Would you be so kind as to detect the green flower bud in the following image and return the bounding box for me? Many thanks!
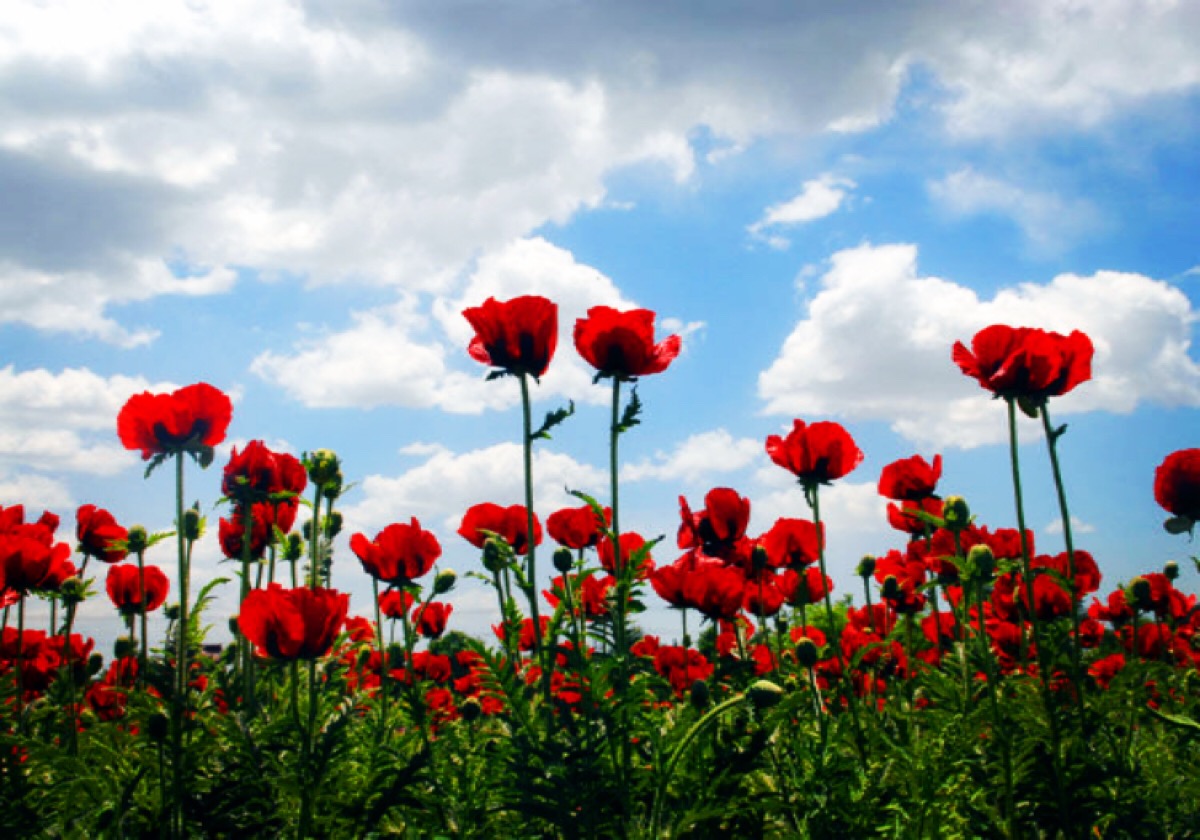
[148,712,170,742]
[552,548,574,574]
[751,545,769,573]
[182,506,203,541]
[229,616,241,638]
[87,652,105,677]
[59,577,86,606]
[795,637,820,669]
[114,636,137,660]
[357,648,375,668]
[855,555,876,578]
[880,575,902,600]
[433,569,458,595]
[967,544,995,582]
[482,539,506,573]
[324,511,343,538]
[748,679,784,710]
[1130,577,1152,611]
[460,696,483,722]
[164,604,180,622]
[942,496,971,533]
[305,449,342,489]
[386,643,406,670]
[126,525,149,554]
[196,446,215,470]
[1164,561,1180,581]
[284,532,304,562]
[322,473,344,501]
[302,520,313,540]
[689,679,711,711]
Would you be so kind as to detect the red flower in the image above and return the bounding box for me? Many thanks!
[1088,653,1125,690]
[677,488,751,554]
[75,504,129,564]
[106,564,169,615]
[117,382,233,460]
[878,454,942,501]
[379,588,416,619]
[544,573,614,618]
[238,583,349,661]
[414,602,453,639]
[1154,449,1200,522]
[597,531,655,578]
[546,504,608,549]
[219,502,291,561]
[0,532,73,594]
[759,517,822,569]
[457,503,541,554]
[952,325,1093,401]
[221,440,307,503]
[765,420,863,486]
[573,306,681,380]
[778,566,833,607]
[886,498,944,536]
[349,519,442,586]
[463,295,558,379]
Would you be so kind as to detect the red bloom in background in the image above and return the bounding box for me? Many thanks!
[778,566,832,607]
[878,454,942,501]
[573,306,682,380]
[765,420,863,486]
[1154,449,1200,522]
[117,382,233,460]
[759,517,822,569]
[544,573,614,618]
[76,504,129,564]
[414,602,453,639]
[379,588,416,619]
[239,583,349,661]
[457,503,542,554]
[653,645,713,696]
[221,440,307,503]
[106,564,169,615]
[350,519,442,586]
[1088,652,1125,690]
[886,498,944,536]
[952,325,1093,401]
[218,502,287,561]
[597,531,655,578]
[463,295,558,379]
[0,532,73,594]
[677,488,751,554]
[546,504,608,549]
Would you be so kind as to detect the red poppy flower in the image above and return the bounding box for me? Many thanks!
[76,504,129,564]
[677,488,751,554]
[1154,449,1200,522]
[219,503,288,561]
[0,532,73,594]
[117,382,233,460]
[952,325,1093,402]
[1088,652,1125,690]
[457,503,541,555]
[653,645,713,696]
[546,504,609,549]
[463,295,558,379]
[759,517,822,569]
[221,440,307,503]
[886,498,944,536]
[765,420,863,486]
[573,306,682,380]
[238,583,349,661]
[379,588,416,620]
[544,573,614,618]
[878,454,942,501]
[597,531,655,578]
[778,566,833,607]
[106,563,169,615]
[349,519,442,586]
[414,602,453,639]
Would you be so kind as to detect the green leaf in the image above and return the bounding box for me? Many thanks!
[616,386,643,435]
[530,400,575,441]
[1164,515,1195,536]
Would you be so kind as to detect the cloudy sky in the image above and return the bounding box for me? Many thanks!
[3,0,1199,648]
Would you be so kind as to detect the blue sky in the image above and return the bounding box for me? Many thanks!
[2,0,1199,648]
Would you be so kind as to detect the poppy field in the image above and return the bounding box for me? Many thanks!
[2,299,1200,838]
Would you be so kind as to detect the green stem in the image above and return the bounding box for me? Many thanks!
[239,505,257,716]
[518,373,548,698]
[172,453,188,840]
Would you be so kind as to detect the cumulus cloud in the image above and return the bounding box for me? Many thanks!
[623,429,760,483]
[758,242,1200,448]
[748,174,856,249]
[929,167,1105,254]
[255,237,693,411]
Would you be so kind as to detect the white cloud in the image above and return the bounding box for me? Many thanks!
[1044,515,1097,536]
[0,471,74,511]
[342,441,606,541]
[929,167,1104,254]
[748,174,856,248]
[758,242,1200,448]
[623,429,760,483]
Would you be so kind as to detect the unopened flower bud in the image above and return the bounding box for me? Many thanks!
[689,679,711,710]
[164,604,180,622]
[87,652,105,676]
[196,446,215,470]
[434,569,458,595]
[284,532,304,562]
[386,643,405,670]
[148,712,170,742]
[302,520,313,540]
[182,506,203,541]
[482,539,506,573]
[114,636,137,659]
[357,648,374,668]
[795,637,820,669]
[324,511,343,537]
[1164,561,1180,581]
[305,449,342,489]
[880,575,902,600]
[967,544,995,581]
[751,545,769,573]
[126,525,149,554]
[322,473,344,501]
[748,679,784,710]
[547,547,572,574]
[229,616,241,638]
[856,555,876,578]
[1130,577,1152,611]
[60,577,86,606]
[942,496,971,532]
[460,696,483,722]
